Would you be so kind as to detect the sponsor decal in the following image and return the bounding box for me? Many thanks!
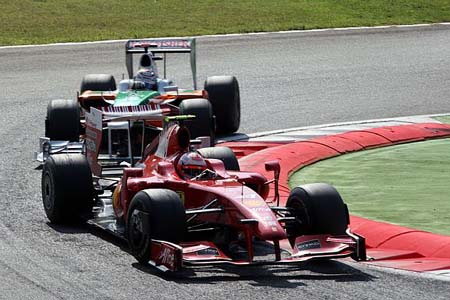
[85,127,97,139]
[85,107,102,130]
[236,193,257,199]
[252,207,271,213]
[196,248,219,256]
[243,199,263,207]
[158,247,175,269]
[102,104,163,114]
[296,239,321,251]
[262,215,274,221]
[85,139,96,152]
[85,107,103,176]
[129,39,191,50]
[157,40,190,48]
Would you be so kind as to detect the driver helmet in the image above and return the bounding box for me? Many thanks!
[135,54,158,89]
[177,152,207,179]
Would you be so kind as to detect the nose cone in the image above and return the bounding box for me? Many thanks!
[239,194,287,240]
[254,212,287,240]
[212,184,287,241]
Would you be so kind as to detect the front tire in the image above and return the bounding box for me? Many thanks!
[205,75,240,134]
[42,154,94,224]
[286,183,349,245]
[80,74,116,93]
[126,189,186,264]
[45,99,80,141]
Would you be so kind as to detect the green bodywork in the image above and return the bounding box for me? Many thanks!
[113,90,160,107]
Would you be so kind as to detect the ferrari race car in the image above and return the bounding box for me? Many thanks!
[37,37,240,162]
[41,109,366,272]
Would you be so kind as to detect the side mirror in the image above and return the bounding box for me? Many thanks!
[265,160,280,206]
[163,85,179,93]
[265,160,280,174]
[118,79,134,92]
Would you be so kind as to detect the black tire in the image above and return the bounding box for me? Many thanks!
[204,75,240,134]
[197,146,240,171]
[286,183,349,243]
[179,98,215,146]
[42,154,94,224]
[80,74,116,93]
[45,99,80,142]
[126,189,186,264]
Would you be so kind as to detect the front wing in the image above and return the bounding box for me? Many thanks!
[149,233,365,272]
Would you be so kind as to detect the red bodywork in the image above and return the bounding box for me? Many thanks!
[107,123,363,271]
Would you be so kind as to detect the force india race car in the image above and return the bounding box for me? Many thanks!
[38,38,240,162]
[41,108,366,272]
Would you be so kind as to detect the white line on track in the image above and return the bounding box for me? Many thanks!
[243,112,450,139]
[1,22,450,50]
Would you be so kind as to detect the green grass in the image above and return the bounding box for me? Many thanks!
[289,139,450,236]
[434,115,450,124]
[1,0,450,46]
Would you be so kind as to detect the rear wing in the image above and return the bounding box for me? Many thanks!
[86,105,176,175]
[85,106,196,176]
[125,38,197,89]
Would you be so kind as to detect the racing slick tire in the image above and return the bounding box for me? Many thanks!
[45,99,80,142]
[197,146,240,171]
[179,98,215,146]
[204,75,240,134]
[41,154,94,224]
[80,74,116,93]
[126,189,186,264]
[286,183,349,245]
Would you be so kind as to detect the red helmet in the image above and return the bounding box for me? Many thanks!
[177,152,207,179]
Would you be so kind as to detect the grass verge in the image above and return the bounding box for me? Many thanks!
[289,138,450,236]
[1,0,450,46]
[433,116,450,124]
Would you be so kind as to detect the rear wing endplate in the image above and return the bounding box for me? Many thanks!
[125,38,197,89]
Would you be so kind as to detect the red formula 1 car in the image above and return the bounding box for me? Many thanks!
[41,110,365,272]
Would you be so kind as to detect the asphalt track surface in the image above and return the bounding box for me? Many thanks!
[1,25,450,299]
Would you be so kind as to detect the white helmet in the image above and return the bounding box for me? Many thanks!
[136,54,158,89]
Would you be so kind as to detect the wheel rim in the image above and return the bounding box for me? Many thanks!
[289,198,310,233]
[42,173,54,212]
[129,209,147,250]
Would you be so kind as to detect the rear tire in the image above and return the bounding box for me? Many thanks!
[179,98,215,146]
[45,99,80,141]
[197,146,240,171]
[286,183,349,244]
[80,74,116,93]
[42,154,94,224]
[205,75,240,134]
[126,189,186,264]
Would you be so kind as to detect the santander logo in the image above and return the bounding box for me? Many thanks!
[158,247,175,268]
